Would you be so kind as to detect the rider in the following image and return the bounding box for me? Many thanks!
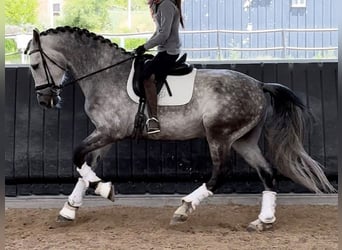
[135,0,184,134]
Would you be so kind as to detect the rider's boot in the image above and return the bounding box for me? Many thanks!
[144,74,161,134]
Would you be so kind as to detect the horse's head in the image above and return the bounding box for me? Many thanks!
[25,28,70,109]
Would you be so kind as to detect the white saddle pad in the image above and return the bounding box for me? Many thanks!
[127,61,197,106]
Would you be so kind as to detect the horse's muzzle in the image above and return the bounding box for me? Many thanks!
[37,94,61,109]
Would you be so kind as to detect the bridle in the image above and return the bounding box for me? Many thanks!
[28,37,66,94]
[28,34,137,96]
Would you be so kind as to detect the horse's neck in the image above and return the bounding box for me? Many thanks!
[72,52,132,101]
[46,34,129,75]
[66,47,130,77]
[56,41,131,93]
[46,34,132,102]
[77,59,131,97]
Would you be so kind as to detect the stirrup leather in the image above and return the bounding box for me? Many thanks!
[146,117,160,134]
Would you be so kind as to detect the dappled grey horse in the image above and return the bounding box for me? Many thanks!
[25,26,335,231]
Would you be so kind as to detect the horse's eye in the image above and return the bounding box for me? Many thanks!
[31,64,39,70]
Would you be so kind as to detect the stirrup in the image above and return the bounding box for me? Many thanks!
[146,117,160,134]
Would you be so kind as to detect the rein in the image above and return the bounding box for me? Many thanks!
[62,56,136,87]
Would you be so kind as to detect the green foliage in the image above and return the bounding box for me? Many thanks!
[110,38,121,45]
[5,53,21,64]
[5,0,38,25]
[112,0,148,10]
[313,50,337,59]
[5,39,18,53]
[124,38,146,50]
[60,0,112,31]
[59,0,150,32]
[109,38,146,50]
[109,10,154,33]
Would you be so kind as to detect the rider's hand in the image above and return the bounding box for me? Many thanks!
[135,45,146,56]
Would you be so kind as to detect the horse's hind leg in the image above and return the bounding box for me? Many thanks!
[58,131,114,222]
[232,120,277,231]
[171,133,230,225]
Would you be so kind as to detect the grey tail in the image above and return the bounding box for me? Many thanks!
[262,83,336,193]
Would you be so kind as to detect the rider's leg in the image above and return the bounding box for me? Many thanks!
[142,51,179,134]
[143,74,160,134]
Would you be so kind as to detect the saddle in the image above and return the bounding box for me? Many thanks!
[132,53,193,98]
[132,53,193,139]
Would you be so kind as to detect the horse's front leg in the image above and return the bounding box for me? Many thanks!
[170,182,213,225]
[58,130,114,222]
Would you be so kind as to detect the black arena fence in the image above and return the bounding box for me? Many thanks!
[5,63,338,196]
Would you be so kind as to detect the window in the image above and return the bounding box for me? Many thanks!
[53,3,61,16]
[291,0,306,8]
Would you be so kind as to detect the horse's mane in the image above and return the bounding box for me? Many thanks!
[40,26,132,55]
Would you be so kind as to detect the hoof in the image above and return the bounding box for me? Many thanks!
[247,219,273,232]
[170,214,189,225]
[58,202,77,221]
[170,201,192,225]
[56,214,74,223]
[107,184,115,202]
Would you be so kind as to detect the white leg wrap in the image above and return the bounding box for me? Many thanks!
[59,202,78,220]
[77,163,101,187]
[95,181,113,199]
[68,178,87,207]
[182,183,213,210]
[258,190,277,224]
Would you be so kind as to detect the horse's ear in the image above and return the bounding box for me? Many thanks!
[33,28,40,44]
